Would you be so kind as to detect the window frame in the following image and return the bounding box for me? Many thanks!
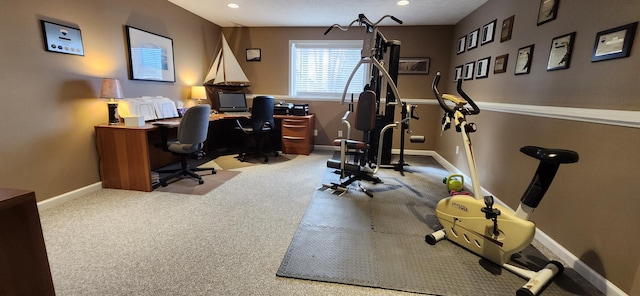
[289,40,368,99]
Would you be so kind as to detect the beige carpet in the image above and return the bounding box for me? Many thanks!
[200,153,296,170]
[154,170,241,195]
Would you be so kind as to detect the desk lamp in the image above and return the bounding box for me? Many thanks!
[99,78,124,125]
[191,86,207,104]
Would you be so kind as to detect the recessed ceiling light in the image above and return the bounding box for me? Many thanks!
[227,3,239,8]
[397,0,410,5]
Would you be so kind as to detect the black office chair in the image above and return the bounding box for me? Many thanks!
[156,104,215,186]
[235,95,278,163]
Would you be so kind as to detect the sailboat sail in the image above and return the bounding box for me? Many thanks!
[204,34,250,86]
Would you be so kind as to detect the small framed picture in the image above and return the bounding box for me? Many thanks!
[537,0,559,26]
[476,57,491,79]
[41,20,84,56]
[547,32,576,71]
[501,15,515,42]
[454,65,463,82]
[481,20,497,45]
[494,54,509,74]
[464,61,475,80]
[457,36,466,54]
[515,44,534,75]
[591,22,638,62]
[467,29,479,50]
[398,57,430,74]
[246,48,261,61]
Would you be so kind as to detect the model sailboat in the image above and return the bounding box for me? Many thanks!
[204,34,250,87]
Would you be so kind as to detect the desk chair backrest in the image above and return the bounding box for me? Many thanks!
[355,90,376,132]
[250,96,275,132]
[178,104,211,145]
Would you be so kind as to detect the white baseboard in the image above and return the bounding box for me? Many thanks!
[428,150,626,296]
[37,182,102,211]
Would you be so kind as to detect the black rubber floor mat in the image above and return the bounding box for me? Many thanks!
[277,156,601,295]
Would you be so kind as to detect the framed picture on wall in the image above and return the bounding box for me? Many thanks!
[467,29,479,50]
[547,32,576,71]
[125,26,176,82]
[501,15,515,42]
[464,61,475,80]
[476,57,491,79]
[398,57,430,74]
[41,20,84,56]
[246,48,261,61]
[591,22,638,62]
[515,44,534,75]
[457,36,466,54]
[537,0,559,26]
[454,65,463,82]
[481,20,497,45]
[494,54,509,74]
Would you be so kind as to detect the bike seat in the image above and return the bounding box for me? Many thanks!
[520,146,579,164]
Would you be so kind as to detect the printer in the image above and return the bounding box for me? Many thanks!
[274,102,294,115]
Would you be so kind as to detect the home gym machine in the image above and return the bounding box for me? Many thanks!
[321,14,425,195]
[427,72,579,296]
[324,13,423,176]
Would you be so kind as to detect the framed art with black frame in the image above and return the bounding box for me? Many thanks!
[591,22,638,62]
[547,32,576,71]
[464,61,475,80]
[246,48,261,61]
[398,57,430,74]
[41,20,84,56]
[467,29,479,50]
[481,20,497,45]
[476,57,491,79]
[125,26,175,82]
[501,15,514,42]
[537,0,559,26]
[457,36,466,54]
[494,54,508,74]
[454,65,463,82]
[515,44,534,75]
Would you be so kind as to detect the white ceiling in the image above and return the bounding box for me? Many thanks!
[168,0,488,27]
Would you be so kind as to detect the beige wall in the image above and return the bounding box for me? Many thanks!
[438,0,640,293]
[0,0,220,200]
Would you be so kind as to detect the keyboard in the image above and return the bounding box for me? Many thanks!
[223,111,251,117]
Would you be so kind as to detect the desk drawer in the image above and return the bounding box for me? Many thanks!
[282,137,312,155]
[280,115,314,155]
[281,124,308,138]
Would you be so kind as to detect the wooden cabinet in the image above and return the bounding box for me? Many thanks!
[0,188,55,295]
[281,114,315,155]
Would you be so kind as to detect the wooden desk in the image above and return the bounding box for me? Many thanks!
[95,114,314,192]
[0,188,55,295]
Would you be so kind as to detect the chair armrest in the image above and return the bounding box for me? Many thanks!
[235,118,252,134]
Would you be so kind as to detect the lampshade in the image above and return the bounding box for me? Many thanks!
[100,78,124,99]
[191,86,207,100]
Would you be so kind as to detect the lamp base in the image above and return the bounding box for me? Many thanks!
[108,102,119,125]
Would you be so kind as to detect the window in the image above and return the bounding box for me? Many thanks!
[290,40,367,98]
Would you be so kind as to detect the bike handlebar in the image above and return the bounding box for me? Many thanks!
[432,72,480,115]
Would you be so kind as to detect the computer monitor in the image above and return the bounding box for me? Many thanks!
[216,92,248,113]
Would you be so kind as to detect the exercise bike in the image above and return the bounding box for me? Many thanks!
[426,72,579,296]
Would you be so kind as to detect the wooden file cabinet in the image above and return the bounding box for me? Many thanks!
[281,114,314,155]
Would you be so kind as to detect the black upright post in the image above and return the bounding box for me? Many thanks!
[370,40,401,165]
